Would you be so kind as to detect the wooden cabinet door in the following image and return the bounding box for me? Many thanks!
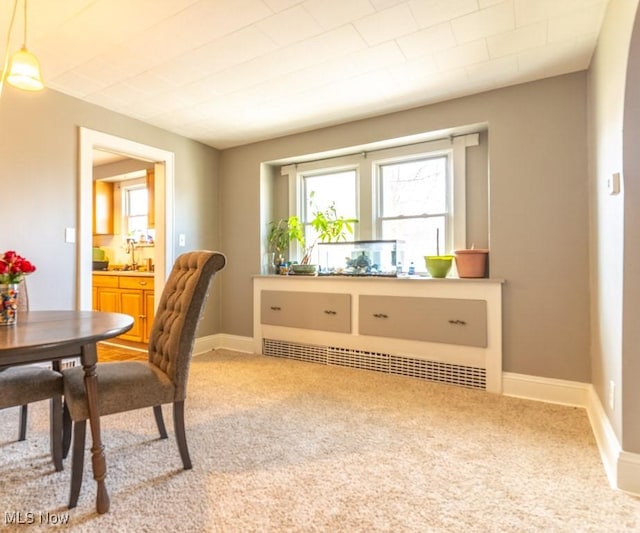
[93,180,114,235]
[97,288,120,314]
[146,169,155,229]
[119,290,144,342]
[143,290,154,343]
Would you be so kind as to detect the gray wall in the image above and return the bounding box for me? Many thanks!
[220,72,591,382]
[0,86,222,335]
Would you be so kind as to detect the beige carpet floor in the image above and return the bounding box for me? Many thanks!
[1,349,639,532]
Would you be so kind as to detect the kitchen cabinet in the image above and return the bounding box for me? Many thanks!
[146,169,155,229]
[93,180,114,235]
[93,274,154,343]
[254,276,502,392]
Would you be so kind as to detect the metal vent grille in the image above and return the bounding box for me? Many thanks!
[263,339,486,390]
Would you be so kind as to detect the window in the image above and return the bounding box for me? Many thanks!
[123,184,148,238]
[284,134,477,273]
[377,155,450,270]
[301,169,358,262]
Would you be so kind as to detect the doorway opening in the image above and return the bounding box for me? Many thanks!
[78,128,175,312]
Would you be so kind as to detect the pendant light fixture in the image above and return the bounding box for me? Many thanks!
[1,0,44,93]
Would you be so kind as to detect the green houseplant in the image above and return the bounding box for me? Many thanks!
[289,202,357,266]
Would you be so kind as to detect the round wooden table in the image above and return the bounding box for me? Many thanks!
[0,310,134,514]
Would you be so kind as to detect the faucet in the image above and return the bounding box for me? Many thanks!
[126,238,137,269]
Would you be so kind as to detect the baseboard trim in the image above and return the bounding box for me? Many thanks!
[194,333,254,356]
[502,371,591,406]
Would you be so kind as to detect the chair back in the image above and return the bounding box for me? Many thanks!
[147,251,226,400]
[17,278,29,312]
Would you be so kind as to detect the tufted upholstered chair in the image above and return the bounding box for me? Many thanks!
[0,278,66,471]
[62,250,226,508]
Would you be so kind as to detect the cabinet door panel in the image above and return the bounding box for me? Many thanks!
[120,290,144,342]
[97,288,120,313]
[359,295,487,347]
[119,276,154,290]
[261,290,351,333]
[144,290,155,344]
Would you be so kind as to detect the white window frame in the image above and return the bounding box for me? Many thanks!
[282,133,478,263]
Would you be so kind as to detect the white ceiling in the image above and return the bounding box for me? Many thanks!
[13,0,609,149]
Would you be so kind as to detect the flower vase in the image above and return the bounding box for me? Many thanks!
[0,283,19,325]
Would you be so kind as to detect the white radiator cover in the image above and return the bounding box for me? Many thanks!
[254,276,503,392]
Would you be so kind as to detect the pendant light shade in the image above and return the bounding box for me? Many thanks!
[6,45,43,91]
[1,0,43,94]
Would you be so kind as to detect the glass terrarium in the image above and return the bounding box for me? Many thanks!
[317,240,403,277]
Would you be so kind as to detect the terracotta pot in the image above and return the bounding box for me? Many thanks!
[454,249,489,278]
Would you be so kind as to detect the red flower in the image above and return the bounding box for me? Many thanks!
[0,250,37,284]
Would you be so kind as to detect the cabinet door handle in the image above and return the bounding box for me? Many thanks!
[138,315,146,319]
[448,319,467,325]
[323,310,337,315]
[139,281,147,286]
[373,313,388,319]
[270,306,281,311]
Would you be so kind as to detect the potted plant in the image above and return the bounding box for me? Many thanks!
[288,201,357,273]
[267,219,292,272]
[424,229,454,278]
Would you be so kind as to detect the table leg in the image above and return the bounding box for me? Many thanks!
[82,343,110,514]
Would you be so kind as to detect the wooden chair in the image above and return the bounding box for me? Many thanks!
[0,279,66,471]
[62,250,226,508]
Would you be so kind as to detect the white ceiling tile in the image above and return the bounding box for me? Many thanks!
[435,39,490,71]
[547,3,607,43]
[408,0,478,29]
[466,54,519,85]
[396,22,457,59]
[486,21,547,58]
[256,5,324,46]
[370,0,406,9]
[479,0,506,7]
[303,0,376,30]
[515,0,607,27]
[451,1,515,45]
[353,3,420,46]
[262,0,304,12]
[150,27,277,86]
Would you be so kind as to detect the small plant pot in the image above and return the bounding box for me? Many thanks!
[424,256,454,278]
[454,249,489,278]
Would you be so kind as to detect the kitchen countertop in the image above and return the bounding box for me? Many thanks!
[92,270,154,277]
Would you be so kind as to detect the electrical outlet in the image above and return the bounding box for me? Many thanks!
[608,380,615,410]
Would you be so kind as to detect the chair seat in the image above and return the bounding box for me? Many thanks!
[62,361,175,421]
[0,366,63,408]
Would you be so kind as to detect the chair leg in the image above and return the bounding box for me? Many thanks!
[50,397,63,472]
[153,405,168,439]
[173,401,192,470]
[68,420,87,509]
[18,404,28,441]
[62,402,72,459]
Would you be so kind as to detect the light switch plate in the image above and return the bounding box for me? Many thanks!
[65,227,76,243]
[607,172,621,195]
[178,233,186,247]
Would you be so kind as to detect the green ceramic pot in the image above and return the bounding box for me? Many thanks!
[424,256,454,278]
